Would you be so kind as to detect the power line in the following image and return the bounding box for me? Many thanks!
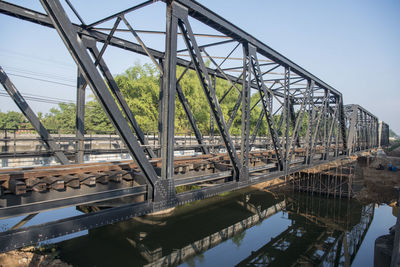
[0,48,75,69]
[21,92,75,102]
[0,93,69,105]
[7,73,75,88]
[0,92,73,105]
[3,66,76,83]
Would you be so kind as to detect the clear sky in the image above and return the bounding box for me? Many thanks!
[0,0,399,133]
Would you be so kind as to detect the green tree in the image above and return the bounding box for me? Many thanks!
[0,63,270,137]
[42,103,76,133]
[115,63,160,133]
[0,111,28,129]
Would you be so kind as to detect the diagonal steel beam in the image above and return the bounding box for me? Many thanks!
[86,0,154,28]
[75,19,156,159]
[250,109,265,147]
[176,82,208,154]
[39,0,158,188]
[84,41,156,158]
[121,15,164,75]
[248,45,284,170]
[177,6,242,179]
[202,48,241,94]
[0,67,69,165]
[287,90,309,167]
[227,93,242,129]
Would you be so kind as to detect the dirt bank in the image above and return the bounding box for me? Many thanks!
[0,246,71,267]
[355,150,400,204]
[386,145,400,157]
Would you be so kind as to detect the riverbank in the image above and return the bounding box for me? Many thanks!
[355,148,400,204]
[0,246,71,267]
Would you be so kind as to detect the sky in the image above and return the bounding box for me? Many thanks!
[0,0,399,133]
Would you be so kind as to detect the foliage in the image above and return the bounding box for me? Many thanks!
[388,139,400,152]
[0,111,29,129]
[0,63,313,139]
[42,103,76,133]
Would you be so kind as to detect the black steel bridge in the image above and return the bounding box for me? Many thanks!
[0,0,390,252]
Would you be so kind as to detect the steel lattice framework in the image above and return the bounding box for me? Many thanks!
[0,0,390,252]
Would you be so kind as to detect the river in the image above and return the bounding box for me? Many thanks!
[39,188,396,267]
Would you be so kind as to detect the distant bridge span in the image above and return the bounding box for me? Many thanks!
[0,0,390,252]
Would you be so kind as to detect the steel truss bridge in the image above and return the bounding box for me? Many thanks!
[0,0,390,252]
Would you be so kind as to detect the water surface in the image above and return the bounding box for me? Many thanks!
[53,189,396,266]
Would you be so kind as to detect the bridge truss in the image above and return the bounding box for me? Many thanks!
[0,0,389,252]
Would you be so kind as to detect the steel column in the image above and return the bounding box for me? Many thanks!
[241,43,251,181]
[160,1,179,180]
[75,71,85,164]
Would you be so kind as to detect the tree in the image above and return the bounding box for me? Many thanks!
[42,103,76,133]
[0,111,29,129]
[0,63,267,137]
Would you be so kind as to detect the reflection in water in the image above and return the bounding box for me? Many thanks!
[56,189,376,266]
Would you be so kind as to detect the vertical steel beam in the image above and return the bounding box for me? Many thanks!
[346,106,358,155]
[289,100,300,147]
[284,67,290,172]
[241,43,251,181]
[227,94,242,129]
[305,80,315,164]
[325,101,339,160]
[161,1,178,179]
[322,89,330,159]
[75,71,85,163]
[210,74,216,150]
[158,59,164,158]
[339,99,348,154]
[39,0,158,188]
[0,67,69,165]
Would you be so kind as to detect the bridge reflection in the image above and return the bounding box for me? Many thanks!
[56,191,374,266]
[238,194,374,266]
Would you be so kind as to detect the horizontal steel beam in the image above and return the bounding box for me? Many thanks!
[0,185,147,219]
